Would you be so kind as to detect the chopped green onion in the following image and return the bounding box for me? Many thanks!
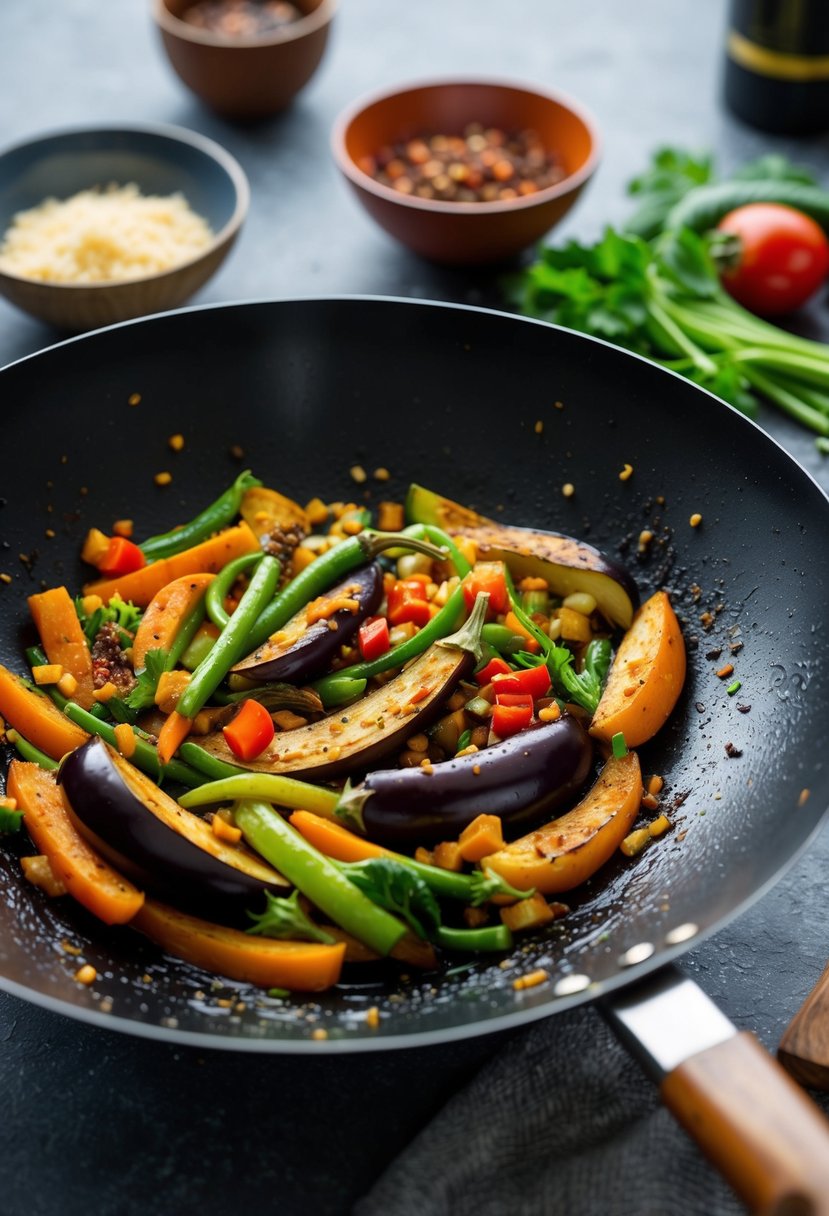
[611,731,628,758]
[726,680,742,696]
[455,729,472,754]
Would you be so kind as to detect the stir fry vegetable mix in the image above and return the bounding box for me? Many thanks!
[0,473,687,993]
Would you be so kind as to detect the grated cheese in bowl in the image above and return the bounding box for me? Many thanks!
[0,183,214,284]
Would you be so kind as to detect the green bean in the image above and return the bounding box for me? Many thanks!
[178,742,244,779]
[234,799,406,957]
[63,702,206,787]
[176,555,280,720]
[9,732,59,770]
[180,630,217,673]
[480,624,528,656]
[139,470,261,561]
[179,772,339,818]
[433,924,513,953]
[165,596,208,671]
[402,523,472,578]
[244,531,446,656]
[315,675,367,709]
[312,586,466,701]
[204,551,264,630]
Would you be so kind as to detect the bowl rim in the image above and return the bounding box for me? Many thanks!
[152,0,337,48]
[331,75,602,217]
[0,121,250,294]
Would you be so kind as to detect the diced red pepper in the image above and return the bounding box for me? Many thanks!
[387,579,431,628]
[462,563,509,616]
[358,616,391,662]
[491,693,534,738]
[97,536,147,578]
[222,699,275,762]
[492,663,551,700]
[475,656,512,686]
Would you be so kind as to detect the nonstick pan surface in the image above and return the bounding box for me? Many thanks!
[0,297,826,1051]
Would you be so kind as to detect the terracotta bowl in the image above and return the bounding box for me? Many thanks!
[152,0,336,119]
[332,78,600,266]
[0,124,249,333]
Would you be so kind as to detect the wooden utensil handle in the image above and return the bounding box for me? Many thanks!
[778,962,829,1091]
[661,1031,829,1215]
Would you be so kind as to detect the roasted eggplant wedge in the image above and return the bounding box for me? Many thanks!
[59,738,289,920]
[337,715,592,847]
[233,562,383,684]
[406,483,639,629]
[198,595,489,781]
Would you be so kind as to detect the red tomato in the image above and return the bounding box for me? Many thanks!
[717,203,829,316]
[492,662,551,700]
[223,699,275,761]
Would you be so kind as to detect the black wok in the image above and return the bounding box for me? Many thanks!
[1,298,828,1208]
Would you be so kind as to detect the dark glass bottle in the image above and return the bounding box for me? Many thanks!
[723,0,829,134]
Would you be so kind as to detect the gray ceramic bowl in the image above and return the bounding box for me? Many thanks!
[0,124,249,331]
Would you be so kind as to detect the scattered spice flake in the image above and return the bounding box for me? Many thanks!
[736,703,751,714]
[798,789,811,806]
[729,640,744,654]
[726,680,741,696]
[716,663,734,679]
[373,467,390,481]
[671,790,690,809]
[638,529,654,552]
[561,483,575,498]
[619,463,634,481]
[512,968,549,991]
[647,774,664,795]
[705,647,722,660]
[61,940,82,956]
[641,792,659,811]
[554,400,564,410]
[99,997,113,1014]
[0,573,12,585]
[699,611,714,629]
[154,471,172,487]
[74,964,97,985]
[349,465,367,484]
[725,741,742,758]
[690,583,701,601]
[128,392,141,406]
[229,444,245,461]
[112,519,133,538]
[365,1006,380,1029]
[311,1028,328,1041]
[689,513,703,528]
[44,528,55,539]
[168,433,185,452]
[534,420,543,434]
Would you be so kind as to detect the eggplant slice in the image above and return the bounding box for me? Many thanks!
[59,738,289,922]
[233,562,383,684]
[406,483,639,628]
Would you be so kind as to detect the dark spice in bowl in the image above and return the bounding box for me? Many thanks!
[180,0,303,37]
[360,124,566,204]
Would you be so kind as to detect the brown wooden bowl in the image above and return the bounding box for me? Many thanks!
[152,0,336,120]
[331,78,601,266]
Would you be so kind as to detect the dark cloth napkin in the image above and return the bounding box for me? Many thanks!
[354,1005,829,1216]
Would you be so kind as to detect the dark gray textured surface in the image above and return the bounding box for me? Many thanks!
[1,2,828,1213]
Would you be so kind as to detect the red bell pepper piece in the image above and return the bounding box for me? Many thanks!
[462,563,509,616]
[222,698,275,762]
[492,663,551,700]
[97,536,146,578]
[358,616,391,662]
[387,579,431,628]
[491,693,534,738]
[475,656,512,686]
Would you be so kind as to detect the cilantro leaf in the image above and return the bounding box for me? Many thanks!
[342,858,441,940]
[124,648,169,712]
[247,889,336,945]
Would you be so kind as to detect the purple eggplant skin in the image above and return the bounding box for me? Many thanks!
[357,715,593,848]
[58,738,287,923]
[233,562,383,684]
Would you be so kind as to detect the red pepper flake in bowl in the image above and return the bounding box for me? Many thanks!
[365,124,566,204]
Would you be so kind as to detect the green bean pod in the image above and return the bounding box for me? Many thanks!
[63,703,206,787]
[179,772,340,818]
[139,470,261,562]
[234,799,406,957]
[9,732,59,771]
[205,551,264,630]
[176,554,280,720]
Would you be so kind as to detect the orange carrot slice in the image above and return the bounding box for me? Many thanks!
[290,810,391,864]
[156,710,193,765]
[83,523,260,607]
[0,664,88,760]
[7,760,144,924]
[27,587,95,710]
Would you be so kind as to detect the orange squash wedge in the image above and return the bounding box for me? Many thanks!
[481,751,643,894]
[590,590,686,748]
[7,759,144,924]
[132,572,214,671]
[0,663,88,760]
[130,899,346,991]
[27,586,95,710]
